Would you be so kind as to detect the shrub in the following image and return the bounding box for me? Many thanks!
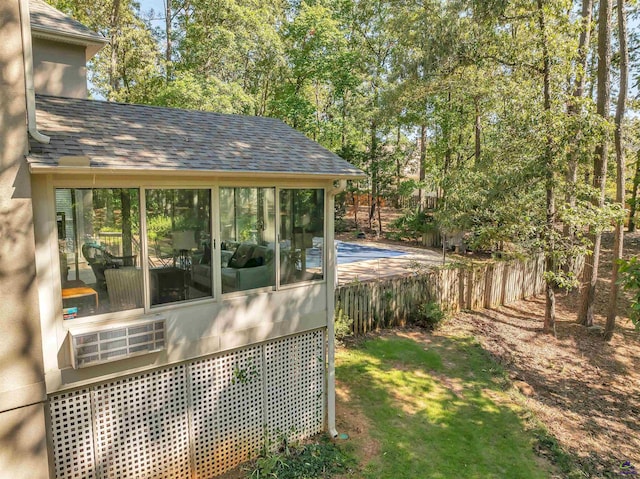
[413,301,446,330]
[389,210,438,242]
[334,308,353,340]
[248,436,354,479]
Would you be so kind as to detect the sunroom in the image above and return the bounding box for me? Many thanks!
[54,185,325,319]
[28,94,363,478]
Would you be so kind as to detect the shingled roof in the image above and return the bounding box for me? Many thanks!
[29,0,106,58]
[28,95,364,179]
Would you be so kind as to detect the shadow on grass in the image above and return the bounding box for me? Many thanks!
[337,335,555,479]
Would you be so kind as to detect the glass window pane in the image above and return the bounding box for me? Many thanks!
[220,188,275,293]
[56,188,141,319]
[146,189,212,306]
[279,189,324,285]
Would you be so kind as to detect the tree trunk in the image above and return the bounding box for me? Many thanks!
[120,189,133,264]
[109,0,122,98]
[418,123,427,210]
[628,150,640,232]
[605,0,628,340]
[369,120,378,227]
[474,98,481,165]
[538,0,556,335]
[165,0,172,79]
[377,197,383,237]
[578,0,611,327]
[564,0,593,238]
[353,192,359,230]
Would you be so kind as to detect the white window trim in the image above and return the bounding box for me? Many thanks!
[51,181,328,329]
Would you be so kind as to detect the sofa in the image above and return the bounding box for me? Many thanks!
[191,242,275,293]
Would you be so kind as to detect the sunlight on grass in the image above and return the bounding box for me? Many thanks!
[337,335,554,479]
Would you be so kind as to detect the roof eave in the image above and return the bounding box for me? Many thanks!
[31,27,107,60]
[27,163,367,181]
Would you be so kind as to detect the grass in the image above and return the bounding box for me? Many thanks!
[336,334,557,479]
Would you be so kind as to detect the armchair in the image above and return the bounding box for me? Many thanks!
[82,243,137,289]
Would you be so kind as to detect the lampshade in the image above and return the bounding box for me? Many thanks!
[172,230,197,250]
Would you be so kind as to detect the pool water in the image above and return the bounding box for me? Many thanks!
[305,241,407,267]
[336,241,407,264]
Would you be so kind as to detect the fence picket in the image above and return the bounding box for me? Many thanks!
[337,253,554,336]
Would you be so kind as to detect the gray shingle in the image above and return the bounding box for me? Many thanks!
[28,95,365,179]
[29,0,106,44]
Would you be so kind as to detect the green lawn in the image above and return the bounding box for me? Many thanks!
[336,334,555,479]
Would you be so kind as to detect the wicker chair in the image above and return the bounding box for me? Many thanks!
[82,243,137,289]
[104,267,143,310]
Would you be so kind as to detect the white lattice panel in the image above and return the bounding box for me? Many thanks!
[92,367,191,479]
[49,389,96,479]
[190,345,264,479]
[49,330,328,479]
[264,330,325,444]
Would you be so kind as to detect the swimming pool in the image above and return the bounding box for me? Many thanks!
[336,241,407,264]
[306,241,407,267]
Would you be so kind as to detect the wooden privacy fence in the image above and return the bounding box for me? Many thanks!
[335,254,547,335]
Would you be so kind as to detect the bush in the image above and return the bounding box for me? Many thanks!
[413,301,446,330]
[389,210,438,242]
[334,308,353,340]
[248,436,354,479]
[146,216,172,241]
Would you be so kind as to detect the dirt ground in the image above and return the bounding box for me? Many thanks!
[438,231,640,477]
[337,205,640,477]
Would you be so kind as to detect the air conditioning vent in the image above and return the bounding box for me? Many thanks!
[70,318,166,368]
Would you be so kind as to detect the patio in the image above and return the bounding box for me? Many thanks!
[336,241,446,284]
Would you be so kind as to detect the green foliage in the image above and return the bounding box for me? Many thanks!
[146,216,172,242]
[334,308,353,341]
[412,301,447,330]
[149,72,255,113]
[618,257,640,330]
[232,361,259,385]
[248,437,354,479]
[55,0,640,265]
[390,210,438,241]
[50,0,163,102]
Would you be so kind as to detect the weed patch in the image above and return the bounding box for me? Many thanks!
[248,436,355,479]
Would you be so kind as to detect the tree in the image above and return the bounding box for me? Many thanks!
[605,0,629,340]
[564,0,593,241]
[49,0,164,102]
[578,0,613,327]
[537,0,557,334]
[630,146,640,232]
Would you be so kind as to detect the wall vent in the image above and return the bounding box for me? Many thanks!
[70,318,165,368]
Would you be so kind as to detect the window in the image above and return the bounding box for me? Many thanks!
[54,184,326,321]
[145,189,212,306]
[219,187,276,293]
[279,189,325,285]
[56,188,141,319]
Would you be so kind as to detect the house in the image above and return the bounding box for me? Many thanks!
[0,1,363,478]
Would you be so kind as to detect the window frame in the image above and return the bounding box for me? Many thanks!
[143,187,215,307]
[49,179,328,328]
[276,187,327,289]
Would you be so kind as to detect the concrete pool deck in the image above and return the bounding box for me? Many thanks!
[336,241,447,285]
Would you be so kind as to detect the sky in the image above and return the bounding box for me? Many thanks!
[140,0,165,29]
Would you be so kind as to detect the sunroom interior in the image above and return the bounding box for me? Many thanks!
[57,186,326,320]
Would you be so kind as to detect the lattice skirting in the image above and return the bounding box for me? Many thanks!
[48,329,325,479]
